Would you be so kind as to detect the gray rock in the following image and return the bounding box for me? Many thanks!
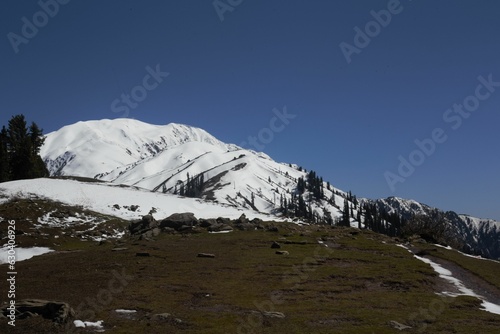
[216,217,231,225]
[271,241,281,249]
[251,218,263,224]
[237,213,248,224]
[219,224,233,232]
[234,222,254,231]
[199,218,216,228]
[1,299,75,323]
[161,227,176,234]
[129,215,158,235]
[160,212,198,230]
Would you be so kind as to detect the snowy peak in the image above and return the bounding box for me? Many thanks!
[41,119,239,178]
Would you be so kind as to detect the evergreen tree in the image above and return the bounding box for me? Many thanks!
[357,207,362,229]
[340,199,350,227]
[2,115,48,181]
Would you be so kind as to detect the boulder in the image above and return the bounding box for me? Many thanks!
[251,218,263,224]
[1,299,75,323]
[234,222,254,231]
[129,215,158,235]
[199,218,216,228]
[234,214,258,231]
[160,213,198,230]
[139,227,161,240]
[161,227,176,234]
[207,223,233,232]
[237,213,248,224]
[216,217,231,225]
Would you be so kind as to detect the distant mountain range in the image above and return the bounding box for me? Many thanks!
[40,119,500,259]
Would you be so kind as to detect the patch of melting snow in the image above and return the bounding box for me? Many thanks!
[208,230,233,234]
[397,244,500,316]
[36,210,126,242]
[115,309,137,313]
[0,246,54,264]
[37,210,104,228]
[481,301,500,315]
[412,254,478,297]
[74,319,105,331]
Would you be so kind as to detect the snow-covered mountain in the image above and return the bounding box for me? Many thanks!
[41,119,349,223]
[39,118,500,259]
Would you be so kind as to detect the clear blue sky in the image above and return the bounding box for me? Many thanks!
[2,0,499,220]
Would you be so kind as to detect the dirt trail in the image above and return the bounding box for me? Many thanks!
[404,243,500,308]
[425,254,500,306]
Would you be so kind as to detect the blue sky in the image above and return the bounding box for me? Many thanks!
[2,0,499,220]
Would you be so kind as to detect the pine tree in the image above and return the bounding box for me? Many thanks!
[3,115,48,181]
[341,199,350,227]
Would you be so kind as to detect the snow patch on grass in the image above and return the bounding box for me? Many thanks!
[0,246,54,264]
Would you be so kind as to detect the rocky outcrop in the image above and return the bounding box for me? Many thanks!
[128,213,266,237]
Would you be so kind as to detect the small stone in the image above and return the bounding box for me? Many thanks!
[197,253,215,258]
[271,241,281,249]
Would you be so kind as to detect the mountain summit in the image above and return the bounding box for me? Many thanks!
[41,119,240,177]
